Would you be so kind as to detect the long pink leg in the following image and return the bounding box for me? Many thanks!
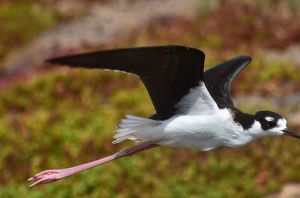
[28,141,158,188]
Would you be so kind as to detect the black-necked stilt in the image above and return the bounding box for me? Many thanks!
[28,45,299,187]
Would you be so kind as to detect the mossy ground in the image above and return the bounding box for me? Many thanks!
[1,1,300,197]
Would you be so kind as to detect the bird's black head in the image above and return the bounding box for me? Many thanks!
[254,111,300,139]
[254,111,283,130]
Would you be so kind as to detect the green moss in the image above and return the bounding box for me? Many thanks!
[1,0,300,196]
[0,66,299,197]
[236,57,300,93]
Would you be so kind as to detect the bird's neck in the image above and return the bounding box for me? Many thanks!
[230,109,266,138]
[245,120,265,138]
[230,107,255,130]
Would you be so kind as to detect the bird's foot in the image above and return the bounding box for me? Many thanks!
[28,169,66,188]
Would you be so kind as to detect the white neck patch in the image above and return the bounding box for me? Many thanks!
[246,120,263,137]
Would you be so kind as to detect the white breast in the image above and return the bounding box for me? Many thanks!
[157,108,253,151]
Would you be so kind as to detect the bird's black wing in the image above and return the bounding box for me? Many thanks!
[204,56,252,108]
[47,45,205,120]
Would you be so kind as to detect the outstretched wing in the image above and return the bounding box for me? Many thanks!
[204,56,252,108]
[47,45,205,120]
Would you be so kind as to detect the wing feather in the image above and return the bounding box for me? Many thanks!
[47,45,205,120]
[204,56,252,108]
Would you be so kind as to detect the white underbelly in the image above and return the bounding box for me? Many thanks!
[156,113,248,151]
[157,134,222,151]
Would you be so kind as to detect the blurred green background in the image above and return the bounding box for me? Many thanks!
[1,0,300,197]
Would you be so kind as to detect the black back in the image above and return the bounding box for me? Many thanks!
[47,45,205,120]
[204,56,252,108]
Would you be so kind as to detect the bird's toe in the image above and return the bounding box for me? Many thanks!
[28,169,63,188]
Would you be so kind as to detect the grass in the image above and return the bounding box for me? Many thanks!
[1,0,300,197]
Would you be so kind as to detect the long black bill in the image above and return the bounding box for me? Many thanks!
[283,129,300,139]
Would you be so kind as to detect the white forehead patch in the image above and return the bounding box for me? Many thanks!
[265,116,275,122]
[277,118,287,127]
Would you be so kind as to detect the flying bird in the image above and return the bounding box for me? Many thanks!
[28,45,300,188]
